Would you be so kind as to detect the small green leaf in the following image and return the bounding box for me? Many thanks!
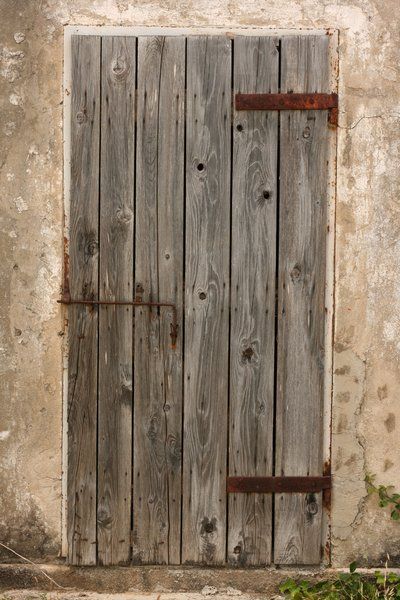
[349,561,357,573]
[279,579,297,593]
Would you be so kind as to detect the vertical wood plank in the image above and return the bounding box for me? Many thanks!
[68,35,101,566]
[182,36,231,565]
[133,36,185,565]
[228,36,279,567]
[274,35,329,565]
[97,36,135,565]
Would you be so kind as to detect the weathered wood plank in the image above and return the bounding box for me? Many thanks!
[228,36,279,567]
[97,36,135,566]
[68,35,101,566]
[133,36,185,565]
[274,35,329,565]
[182,36,231,565]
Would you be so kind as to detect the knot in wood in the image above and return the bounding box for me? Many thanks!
[86,239,98,256]
[290,264,302,282]
[242,347,254,363]
[97,509,112,527]
[76,110,87,124]
[258,190,272,206]
[147,416,159,441]
[307,501,319,515]
[200,517,217,535]
[303,126,311,139]
[111,59,127,78]
[116,207,133,223]
[135,283,144,301]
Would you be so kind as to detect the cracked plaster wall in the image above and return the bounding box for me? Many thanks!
[0,0,399,567]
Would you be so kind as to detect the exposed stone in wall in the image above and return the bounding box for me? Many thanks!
[0,0,399,566]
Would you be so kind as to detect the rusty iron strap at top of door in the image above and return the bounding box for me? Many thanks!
[235,92,339,126]
[58,295,178,348]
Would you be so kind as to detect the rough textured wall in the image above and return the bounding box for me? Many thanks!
[0,0,399,567]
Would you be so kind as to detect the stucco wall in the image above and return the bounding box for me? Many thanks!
[0,0,399,568]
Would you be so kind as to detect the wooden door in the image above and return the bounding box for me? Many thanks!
[66,33,333,567]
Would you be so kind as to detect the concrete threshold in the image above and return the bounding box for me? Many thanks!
[0,564,330,595]
[2,564,399,596]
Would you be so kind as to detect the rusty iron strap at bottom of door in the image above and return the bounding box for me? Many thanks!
[57,296,178,348]
[227,476,331,494]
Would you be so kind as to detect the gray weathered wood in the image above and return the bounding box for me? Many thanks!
[68,35,101,566]
[67,32,330,568]
[228,36,279,567]
[182,36,231,565]
[97,36,135,565]
[274,35,329,565]
[133,36,185,565]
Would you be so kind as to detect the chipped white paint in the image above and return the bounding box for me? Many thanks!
[13,196,28,212]
[14,32,26,43]
[28,145,39,157]
[0,48,25,83]
[4,121,16,136]
[9,93,23,106]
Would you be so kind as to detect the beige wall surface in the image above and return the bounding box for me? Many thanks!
[0,0,399,568]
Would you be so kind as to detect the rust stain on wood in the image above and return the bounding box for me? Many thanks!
[63,235,70,300]
[322,459,332,510]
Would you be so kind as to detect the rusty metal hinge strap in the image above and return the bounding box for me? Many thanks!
[235,92,339,126]
[227,476,331,494]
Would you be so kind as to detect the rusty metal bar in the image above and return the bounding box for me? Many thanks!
[227,476,331,494]
[58,298,176,309]
[58,296,178,347]
[235,92,338,126]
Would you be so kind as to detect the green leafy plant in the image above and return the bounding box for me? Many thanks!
[366,474,400,521]
[279,563,400,599]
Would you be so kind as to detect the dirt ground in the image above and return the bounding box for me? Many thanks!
[0,590,278,600]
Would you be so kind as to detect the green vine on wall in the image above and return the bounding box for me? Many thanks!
[365,474,400,520]
[278,476,400,598]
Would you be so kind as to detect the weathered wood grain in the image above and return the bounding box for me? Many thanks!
[97,36,136,566]
[228,36,279,567]
[68,35,101,566]
[133,36,185,565]
[67,32,331,568]
[274,35,329,565]
[182,36,231,565]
